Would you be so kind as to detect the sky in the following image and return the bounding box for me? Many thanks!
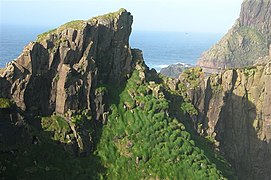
[0,0,243,33]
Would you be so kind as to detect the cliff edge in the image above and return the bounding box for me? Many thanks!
[0,8,133,116]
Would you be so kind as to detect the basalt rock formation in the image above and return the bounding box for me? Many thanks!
[197,0,271,71]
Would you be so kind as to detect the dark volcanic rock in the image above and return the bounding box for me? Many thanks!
[197,0,271,71]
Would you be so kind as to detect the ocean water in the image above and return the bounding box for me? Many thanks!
[0,25,222,70]
[130,31,222,71]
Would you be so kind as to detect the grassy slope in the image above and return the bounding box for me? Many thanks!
[96,68,226,179]
[0,66,235,179]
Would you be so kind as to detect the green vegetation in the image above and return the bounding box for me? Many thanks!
[89,8,126,24]
[181,102,198,116]
[41,115,72,143]
[36,8,126,42]
[0,98,12,108]
[96,69,225,179]
[0,63,236,179]
[209,74,223,94]
[36,28,57,42]
[0,129,103,180]
[1,113,102,179]
[244,66,257,77]
[95,86,108,94]
[180,67,203,89]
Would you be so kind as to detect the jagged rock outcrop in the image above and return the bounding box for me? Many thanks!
[0,8,133,117]
[160,63,192,78]
[186,62,271,179]
[197,0,271,71]
[0,9,133,156]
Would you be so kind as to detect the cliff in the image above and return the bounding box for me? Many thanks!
[1,6,271,179]
[0,9,231,179]
[173,62,271,179]
[0,8,132,117]
[197,0,271,71]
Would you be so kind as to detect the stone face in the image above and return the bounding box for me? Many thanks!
[187,63,271,179]
[0,9,133,117]
[0,9,133,156]
[197,0,271,70]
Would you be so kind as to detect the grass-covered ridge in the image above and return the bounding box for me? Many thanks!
[95,63,226,179]
[0,62,236,179]
[36,8,126,42]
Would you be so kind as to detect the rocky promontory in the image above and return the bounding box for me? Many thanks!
[160,63,192,78]
[197,0,271,71]
[0,8,132,117]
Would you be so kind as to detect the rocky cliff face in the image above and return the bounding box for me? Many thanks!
[0,8,132,117]
[197,0,271,71]
[183,62,271,179]
[0,9,133,156]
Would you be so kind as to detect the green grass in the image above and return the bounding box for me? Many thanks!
[88,8,126,24]
[41,115,72,143]
[0,62,236,179]
[96,69,225,179]
[36,8,126,42]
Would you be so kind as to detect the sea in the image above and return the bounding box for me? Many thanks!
[0,25,222,71]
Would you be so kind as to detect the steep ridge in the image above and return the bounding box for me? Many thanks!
[172,61,271,179]
[197,0,271,72]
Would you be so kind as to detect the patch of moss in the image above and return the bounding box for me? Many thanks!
[209,74,223,94]
[36,28,57,42]
[244,66,257,77]
[0,98,12,109]
[181,102,198,116]
[180,67,203,89]
[95,86,108,94]
[41,115,71,143]
[88,8,126,23]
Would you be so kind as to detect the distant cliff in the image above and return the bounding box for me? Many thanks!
[197,0,271,71]
[160,63,192,78]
